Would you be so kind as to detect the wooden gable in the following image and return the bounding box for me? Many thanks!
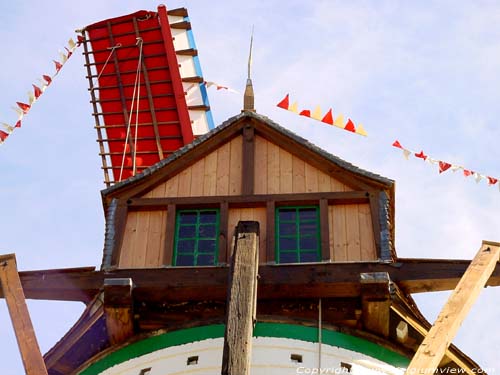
[103,112,394,269]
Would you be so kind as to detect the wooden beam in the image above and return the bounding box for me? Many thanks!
[109,199,128,268]
[219,202,229,265]
[3,257,500,303]
[103,278,134,345]
[241,125,255,195]
[127,191,370,210]
[162,204,176,266]
[0,254,48,375]
[319,199,330,261]
[405,241,500,374]
[266,201,276,263]
[222,221,259,375]
[360,272,391,337]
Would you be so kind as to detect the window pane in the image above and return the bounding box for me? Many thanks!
[200,211,217,224]
[176,254,194,266]
[177,239,195,253]
[299,222,317,236]
[198,239,216,253]
[279,237,296,251]
[299,236,318,250]
[197,253,215,266]
[300,251,319,263]
[299,208,317,221]
[278,209,296,222]
[280,252,298,263]
[279,222,296,236]
[179,212,197,224]
[199,224,216,238]
[178,225,196,238]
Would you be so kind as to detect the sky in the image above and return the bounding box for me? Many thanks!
[1,0,500,373]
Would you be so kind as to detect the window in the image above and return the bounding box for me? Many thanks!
[276,206,320,263]
[174,209,219,266]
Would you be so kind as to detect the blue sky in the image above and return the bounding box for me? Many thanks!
[1,1,500,373]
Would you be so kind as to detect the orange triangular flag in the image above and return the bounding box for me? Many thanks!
[321,109,334,125]
[312,106,322,120]
[289,101,299,113]
[277,94,289,109]
[334,114,344,127]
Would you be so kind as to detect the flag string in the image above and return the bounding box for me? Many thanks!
[0,37,80,146]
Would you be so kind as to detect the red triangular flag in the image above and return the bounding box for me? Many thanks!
[438,161,452,173]
[299,109,311,117]
[415,150,427,160]
[65,47,73,59]
[463,169,473,177]
[321,109,334,124]
[43,75,52,85]
[277,94,289,109]
[16,102,31,114]
[15,120,22,128]
[487,177,498,185]
[0,130,9,142]
[77,35,85,46]
[32,84,42,99]
[392,140,403,149]
[53,60,63,72]
[344,118,356,132]
[216,85,228,90]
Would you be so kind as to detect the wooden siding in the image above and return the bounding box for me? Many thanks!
[329,203,377,261]
[254,136,351,194]
[118,210,168,268]
[227,208,267,264]
[143,136,242,198]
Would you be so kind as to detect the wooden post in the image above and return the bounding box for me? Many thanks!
[103,278,134,345]
[405,241,500,373]
[0,254,48,375]
[222,221,259,375]
[360,272,391,337]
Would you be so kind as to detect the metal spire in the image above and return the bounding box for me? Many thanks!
[243,26,255,112]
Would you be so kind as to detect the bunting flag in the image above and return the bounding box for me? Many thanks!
[0,37,79,146]
[392,140,499,189]
[276,94,367,136]
[204,81,239,93]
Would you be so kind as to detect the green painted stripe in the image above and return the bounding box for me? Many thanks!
[79,323,409,374]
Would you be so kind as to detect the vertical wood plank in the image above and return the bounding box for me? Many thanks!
[216,142,230,196]
[305,163,319,193]
[229,136,243,195]
[119,212,139,268]
[242,125,255,195]
[332,205,347,261]
[345,205,361,261]
[318,170,331,192]
[328,206,335,260]
[203,150,218,196]
[267,141,280,194]
[0,255,48,375]
[165,174,179,197]
[109,199,128,268]
[177,167,192,197]
[162,204,176,265]
[189,158,205,196]
[266,201,276,263]
[133,211,150,267]
[279,148,293,193]
[219,202,229,265]
[369,192,382,259]
[145,211,166,267]
[227,209,241,261]
[331,176,349,192]
[292,155,306,193]
[319,199,330,261]
[253,207,267,263]
[254,136,268,194]
[358,203,377,260]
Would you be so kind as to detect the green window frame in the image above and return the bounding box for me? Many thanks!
[173,209,220,266]
[275,206,320,264]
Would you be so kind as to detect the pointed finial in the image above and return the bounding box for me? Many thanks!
[243,26,255,112]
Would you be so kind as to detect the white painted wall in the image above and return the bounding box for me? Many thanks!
[98,337,405,375]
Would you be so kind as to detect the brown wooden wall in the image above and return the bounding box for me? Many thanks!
[117,133,377,268]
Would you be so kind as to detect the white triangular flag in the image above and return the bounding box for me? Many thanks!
[474,173,483,183]
[1,123,14,133]
[403,149,411,160]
